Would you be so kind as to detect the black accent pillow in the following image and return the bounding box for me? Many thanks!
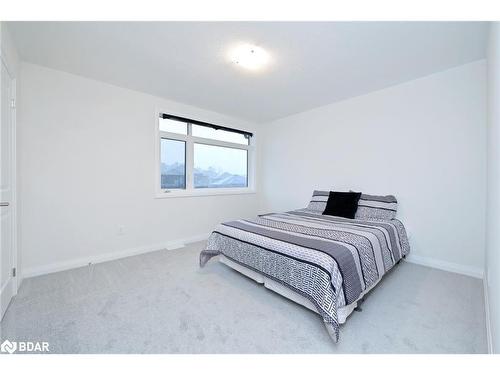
[322,191,362,219]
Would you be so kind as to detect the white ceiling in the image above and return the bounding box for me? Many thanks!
[8,21,488,123]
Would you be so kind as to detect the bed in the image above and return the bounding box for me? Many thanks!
[199,192,410,342]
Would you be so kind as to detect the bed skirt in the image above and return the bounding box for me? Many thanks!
[218,255,363,325]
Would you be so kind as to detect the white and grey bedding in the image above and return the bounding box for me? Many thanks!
[200,208,410,342]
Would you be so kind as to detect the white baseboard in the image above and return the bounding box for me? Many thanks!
[483,274,494,354]
[21,233,211,280]
[404,253,484,279]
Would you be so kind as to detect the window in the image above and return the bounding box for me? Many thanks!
[159,118,188,135]
[160,139,186,189]
[194,144,247,188]
[192,124,248,145]
[157,113,254,197]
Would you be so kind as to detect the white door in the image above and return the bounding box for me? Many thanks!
[0,57,16,321]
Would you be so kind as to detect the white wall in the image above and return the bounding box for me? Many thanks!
[486,22,500,354]
[0,22,20,78]
[18,62,259,277]
[259,61,487,277]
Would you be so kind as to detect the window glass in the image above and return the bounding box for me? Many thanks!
[160,138,186,189]
[192,124,249,145]
[159,118,188,135]
[193,143,247,188]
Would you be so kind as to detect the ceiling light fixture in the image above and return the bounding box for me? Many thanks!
[229,44,270,71]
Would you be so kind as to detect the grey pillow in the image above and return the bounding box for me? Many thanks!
[355,193,398,220]
[306,190,329,212]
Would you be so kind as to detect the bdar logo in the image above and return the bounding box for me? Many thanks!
[1,340,17,354]
[0,340,49,353]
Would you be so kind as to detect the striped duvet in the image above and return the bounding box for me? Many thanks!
[199,209,410,342]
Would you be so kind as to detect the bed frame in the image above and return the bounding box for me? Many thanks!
[219,255,382,325]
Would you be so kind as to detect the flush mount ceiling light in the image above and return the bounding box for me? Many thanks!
[229,44,270,71]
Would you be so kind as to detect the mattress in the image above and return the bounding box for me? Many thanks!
[200,209,410,342]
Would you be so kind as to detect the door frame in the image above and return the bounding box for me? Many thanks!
[0,50,18,301]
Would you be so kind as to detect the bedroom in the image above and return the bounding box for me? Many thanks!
[0,0,499,370]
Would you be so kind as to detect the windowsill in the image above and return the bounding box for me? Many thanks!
[155,188,256,199]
